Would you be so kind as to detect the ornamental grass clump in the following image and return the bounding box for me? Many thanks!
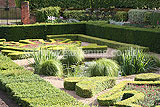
[31,49,60,73]
[62,45,84,66]
[115,47,159,76]
[87,58,120,77]
[39,59,63,76]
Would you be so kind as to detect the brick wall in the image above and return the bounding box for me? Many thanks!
[0,0,16,8]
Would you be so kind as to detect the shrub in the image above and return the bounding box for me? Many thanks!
[36,6,61,22]
[39,59,63,76]
[115,48,159,75]
[87,58,120,77]
[62,45,84,66]
[63,10,87,21]
[114,11,128,21]
[128,9,148,24]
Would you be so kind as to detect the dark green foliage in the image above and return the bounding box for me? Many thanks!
[0,23,85,41]
[85,22,160,53]
[25,0,160,9]
[36,6,61,22]
[63,10,87,21]
[39,60,63,76]
[114,11,128,21]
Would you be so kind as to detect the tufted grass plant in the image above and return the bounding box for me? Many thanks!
[87,58,120,77]
[115,47,159,76]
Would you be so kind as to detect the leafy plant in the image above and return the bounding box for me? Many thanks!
[39,59,63,76]
[36,6,61,22]
[87,58,120,77]
[62,45,84,66]
[115,47,159,75]
[30,49,59,73]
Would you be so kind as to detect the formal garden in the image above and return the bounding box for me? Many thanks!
[0,0,160,107]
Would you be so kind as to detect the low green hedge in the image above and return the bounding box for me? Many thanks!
[134,73,160,81]
[47,34,149,51]
[64,77,116,98]
[64,77,87,91]
[0,54,89,107]
[100,90,144,106]
[97,80,160,106]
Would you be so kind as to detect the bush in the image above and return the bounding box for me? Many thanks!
[87,58,120,77]
[115,11,128,21]
[36,6,61,22]
[63,10,86,21]
[128,9,148,24]
[39,60,63,76]
[115,48,159,75]
[144,11,160,25]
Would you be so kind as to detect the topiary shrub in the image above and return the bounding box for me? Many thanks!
[87,58,120,77]
[36,6,61,22]
[39,59,63,76]
[114,11,128,21]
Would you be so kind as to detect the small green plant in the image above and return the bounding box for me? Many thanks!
[87,58,120,77]
[115,47,159,75]
[39,59,63,76]
[31,49,59,73]
[62,45,84,66]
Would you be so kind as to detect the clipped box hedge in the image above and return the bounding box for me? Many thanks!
[47,34,149,51]
[0,22,159,53]
[97,80,160,106]
[0,54,89,107]
[134,73,160,81]
[64,77,116,98]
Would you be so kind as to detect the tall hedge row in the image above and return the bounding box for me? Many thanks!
[85,22,160,53]
[0,23,85,41]
[0,22,159,53]
[15,0,160,9]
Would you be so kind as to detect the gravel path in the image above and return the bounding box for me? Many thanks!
[41,75,135,106]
